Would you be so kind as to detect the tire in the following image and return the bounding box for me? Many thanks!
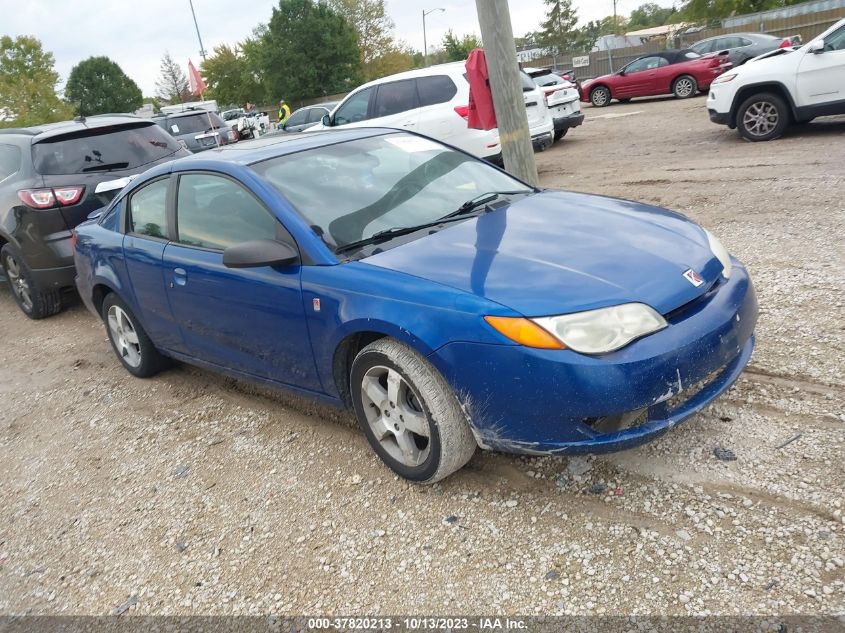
[101,293,169,378]
[672,75,698,99]
[0,243,62,320]
[350,338,477,484]
[590,86,611,107]
[553,129,567,141]
[736,92,789,142]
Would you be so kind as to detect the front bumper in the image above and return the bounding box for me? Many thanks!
[429,262,758,455]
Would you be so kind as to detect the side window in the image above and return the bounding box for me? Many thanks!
[417,75,458,107]
[373,80,419,118]
[286,109,309,127]
[307,108,328,124]
[334,87,375,126]
[691,40,713,55]
[129,178,170,239]
[824,25,845,51]
[176,173,278,250]
[738,37,754,47]
[626,56,662,73]
[0,144,21,182]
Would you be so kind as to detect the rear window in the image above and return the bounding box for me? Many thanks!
[32,123,181,175]
[520,72,537,92]
[161,112,226,136]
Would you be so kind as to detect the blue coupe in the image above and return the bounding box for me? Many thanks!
[73,128,757,483]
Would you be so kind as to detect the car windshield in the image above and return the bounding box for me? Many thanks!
[32,123,182,175]
[536,73,565,87]
[252,133,530,249]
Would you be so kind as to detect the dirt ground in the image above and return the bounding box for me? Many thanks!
[1,96,843,617]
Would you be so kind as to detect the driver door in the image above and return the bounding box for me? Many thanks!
[615,56,661,97]
[161,172,320,390]
[796,24,845,109]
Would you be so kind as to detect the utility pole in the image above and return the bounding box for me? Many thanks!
[475,0,539,186]
[188,0,208,61]
[422,8,445,67]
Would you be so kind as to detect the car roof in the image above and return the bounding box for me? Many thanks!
[0,115,154,142]
[353,61,466,90]
[173,127,397,167]
[695,32,778,43]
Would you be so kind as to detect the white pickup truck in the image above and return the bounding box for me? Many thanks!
[706,17,845,141]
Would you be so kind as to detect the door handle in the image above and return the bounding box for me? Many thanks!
[171,267,187,288]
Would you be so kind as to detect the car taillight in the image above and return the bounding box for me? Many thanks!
[18,188,56,209]
[17,186,85,209]
[70,230,78,251]
[454,105,470,119]
[53,186,85,206]
[779,39,791,48]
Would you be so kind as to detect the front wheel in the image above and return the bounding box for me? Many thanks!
[672,75,698,99]
[350,338,476,483]
[102,293,169,378]
[590,86,611,107]
[736,92,789,142]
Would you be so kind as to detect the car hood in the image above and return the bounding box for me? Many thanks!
[363,190,723,317]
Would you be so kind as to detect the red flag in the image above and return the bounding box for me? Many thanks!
[188,59,206,96]
[465,48,497,130]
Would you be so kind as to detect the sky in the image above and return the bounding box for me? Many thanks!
[1,0,675,97]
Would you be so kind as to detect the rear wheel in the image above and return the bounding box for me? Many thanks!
[553,129,567,141]
[1,243,61,319]
[590,86,611,107]
[672,75,697,99]
[102,293,169,378]
[736,92,789,142]
[350,338,476,483]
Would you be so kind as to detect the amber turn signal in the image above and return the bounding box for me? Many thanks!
[483,316,565,350]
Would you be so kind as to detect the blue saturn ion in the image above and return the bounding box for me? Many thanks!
[73,128,757,483]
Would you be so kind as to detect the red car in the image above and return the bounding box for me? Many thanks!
[580,49,732,107]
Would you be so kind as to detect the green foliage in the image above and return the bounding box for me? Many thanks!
[329,0,411,79]
[155,52,191,104]
[539,0,580,52]
[679,0,806,22]
[628,3,679,30]
[201,42,267,107]
[261,0,362,103]
[65,56,142,116]
[572,16,623,52]
[0,35,72,127]
[442,30,481,62]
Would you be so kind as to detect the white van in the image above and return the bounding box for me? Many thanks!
[308,62,554,161]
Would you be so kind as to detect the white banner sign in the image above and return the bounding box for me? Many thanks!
[571,55,590,68]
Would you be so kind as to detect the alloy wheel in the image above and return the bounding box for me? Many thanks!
[107,305,142,368]
[4,254,33,313]
[675,78,694,97]
[743,102,779,137]
[360,365,431,468]
[591,88,608,107]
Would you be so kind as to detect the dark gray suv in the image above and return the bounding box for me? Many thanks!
[152,109,238,153]
[0,116,189,319]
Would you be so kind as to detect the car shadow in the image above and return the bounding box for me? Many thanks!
[785,116,845,138]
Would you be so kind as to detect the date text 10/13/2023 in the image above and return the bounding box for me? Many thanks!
[306,617,528,630]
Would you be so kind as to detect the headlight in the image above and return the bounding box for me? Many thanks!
[712,73,737,84]
[704,228,732,279]
[531,303,667,354]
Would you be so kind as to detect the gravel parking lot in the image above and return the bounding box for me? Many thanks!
[1,96,843,617]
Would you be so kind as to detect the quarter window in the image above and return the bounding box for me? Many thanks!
[175,174,278,250]
[129,178,170,240]
[334,87,375,126]
[0,144,21,182]
[416,75,458,107]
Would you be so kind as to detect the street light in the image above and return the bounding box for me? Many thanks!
[422,7,445,67]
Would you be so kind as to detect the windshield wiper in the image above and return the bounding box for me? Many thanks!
[82,162,130,173]
[441,189,533,220]
[334,190,533,256]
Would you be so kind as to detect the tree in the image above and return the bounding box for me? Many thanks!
[260,0,361,103]
[201,43,267,107]
[539,0,579,52]
[679,0,805,22]
[628,3,678,30]
[572,16,624,51]
[0,35,72,127]
[442,30,481,62]
[65,56,142,116]
[366,42,416,80]
[329,0,403,79]
[155,52,191,104]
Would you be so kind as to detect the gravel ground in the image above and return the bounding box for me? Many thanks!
[0,96,843,617]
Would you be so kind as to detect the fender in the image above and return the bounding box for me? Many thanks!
[729,81,800,126]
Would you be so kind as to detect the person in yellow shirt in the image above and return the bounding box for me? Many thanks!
[278,100,291,125]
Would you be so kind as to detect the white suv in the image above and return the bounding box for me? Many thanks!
[707,17,845,141]
[309,62,554,161]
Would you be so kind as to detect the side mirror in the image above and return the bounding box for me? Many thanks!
[618,69,626,76]
[321,114,332,127]
[223,239,298,269]
[809,39,824,54]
